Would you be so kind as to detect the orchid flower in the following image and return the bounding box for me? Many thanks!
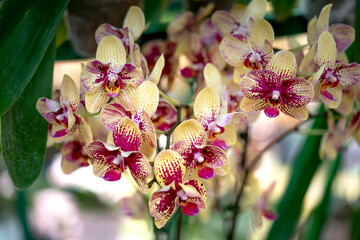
[220,18,274,84]
[211,0,267,37]
[95,6,146,61]
[320,115,348,160]
[194,85,247,149]
[151,99,177,132]
[100,81,160,159]
[240,50,314,120]
[81,35,144,113]
[61,140,90,174]
[180,33,225,90]
[149,150,207,228]
[252,181,278,229]
[299,4,355,72]
[36,75,92,144]
[171,119,229,179]
[310,31,360,108]
[85,117,153,192]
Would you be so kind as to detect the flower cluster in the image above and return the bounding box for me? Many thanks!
[37,0,360,230]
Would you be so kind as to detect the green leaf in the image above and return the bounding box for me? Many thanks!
[1,39,55,190]
[271,0,298,22]
[267,107,327,240]
[0,0,69,117]
[355,0,360,63]
[299,155,341,240]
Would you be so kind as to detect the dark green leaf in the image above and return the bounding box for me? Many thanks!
[1,40,55,190]
[267,107,327,240]
[0,0,69,117]
[272,0,297,22]
[355,0,360,63]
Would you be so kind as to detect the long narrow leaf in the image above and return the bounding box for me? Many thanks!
[1,40,55,190]
[299,155,341,240]
[0,0,69,117]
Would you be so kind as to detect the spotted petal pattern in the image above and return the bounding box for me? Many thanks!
[154,150,186,187]
[149,188,178,228]
[113,117,142,151]
[194,87,220,128]
[126,152,153,193]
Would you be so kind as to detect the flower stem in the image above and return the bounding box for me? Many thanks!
[80,111,100,118]
[159,90,181,107]
[176,210,183,240]
[288,41,317,52]
[227,127,249,240]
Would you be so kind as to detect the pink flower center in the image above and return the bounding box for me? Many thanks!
[244,50,263,70]
[321,69,339,90]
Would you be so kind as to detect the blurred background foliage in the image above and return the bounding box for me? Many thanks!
[0,0,360,239]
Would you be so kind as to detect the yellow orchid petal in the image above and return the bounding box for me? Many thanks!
[266,50,297,79]
[204,63,224,92]
[244,0,267,22]
[307,16,318,43]
[233,64,250,84]
[299,45,316,72]
[60,74,79,111]
[135,81,159,118]
[96,35,126,69]
[115,85,136,111]
[84,91,109,113]
[279,105,309,121]
[154,150,186,187]
[315,31,337,67]
[314,83,342,108]
[123,6,145,40]
[215,125,237,146]
[251,19,275,47]
[172,119,206,147]
[148,54,165,85]
[76,116,93,145]
[240,97,267,112]
[194,87,220,124]
[214,163,230,176]
[317,4,332,34]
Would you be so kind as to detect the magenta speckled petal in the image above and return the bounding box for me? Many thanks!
[149,188,178,228]
[336,62,360,89]
[113,117,142,151]
[280,77,314,108]
[84,140,118,162]
[154,150,186,187]
[134,111,157,159]
[100,102,132,132]
[241,70,279,100]
[81,60,110,92]
[126,152,153,193]
[119,63,144,87]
